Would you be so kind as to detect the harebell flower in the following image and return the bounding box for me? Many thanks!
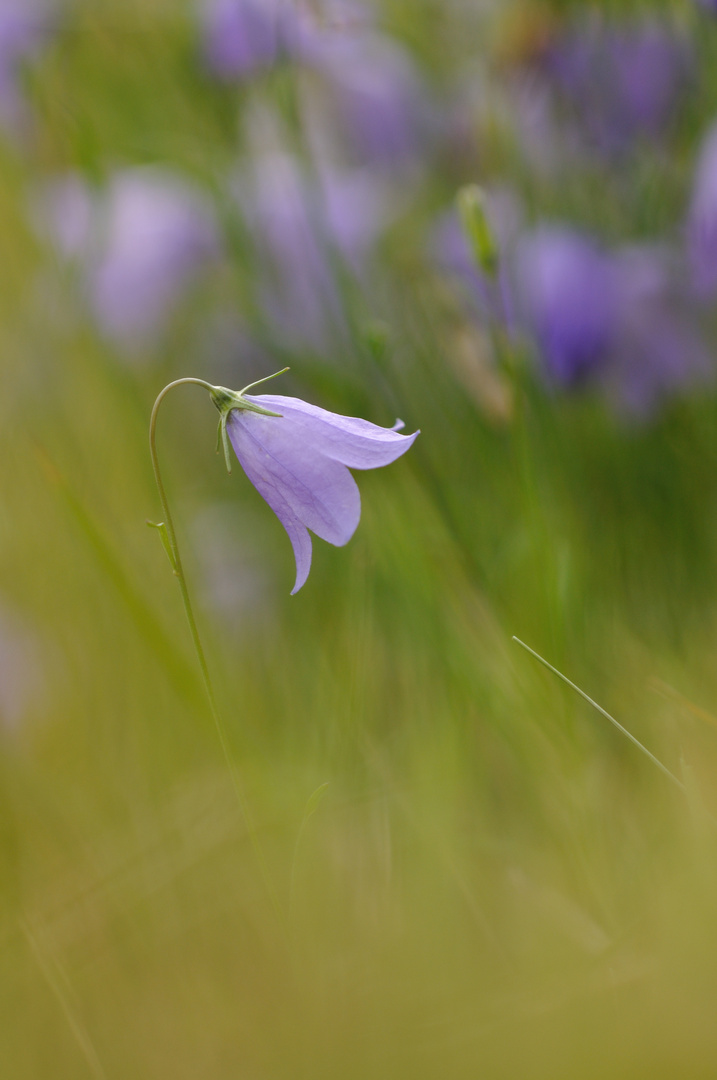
[149,368,417,709]
[212,376,418,593]
[148,369,417,921]
[151,369,418,596]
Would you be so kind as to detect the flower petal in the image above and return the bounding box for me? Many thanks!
[244,393,418,469]
[227,410,361,591]
[277,501,313,595]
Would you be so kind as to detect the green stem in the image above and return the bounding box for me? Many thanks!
[512,636,685,792]
[149,379,217,705]
[149,378,286,928]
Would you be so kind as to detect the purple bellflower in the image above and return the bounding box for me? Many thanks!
[208,374,418,593]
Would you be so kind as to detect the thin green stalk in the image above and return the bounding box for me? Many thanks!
[36,442,205,709]
[512,636,685,792]
[22,920,109,1080]
[149,378,285,928]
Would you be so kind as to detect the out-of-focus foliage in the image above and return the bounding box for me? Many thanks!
[3,0,717,1075]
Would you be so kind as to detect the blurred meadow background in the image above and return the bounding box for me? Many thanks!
[5,0,717,1075]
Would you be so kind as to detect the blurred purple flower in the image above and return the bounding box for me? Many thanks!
[198,0,374,81]
[609,246,709,414]
[315,34,425,167]
[320,166,389,270]
[39,168,219,350]
[687,121,717,296]
[90,169,219,351]
[199,0,293,79]
[222,390,418,592]
[235,144,388,350]
[516,227,621,385]
[237,150,345,350]
[0,0,55,133]
[290,0,375,62]
[542,20,689,156]
[516,226,709,411]
[613,26,687,135]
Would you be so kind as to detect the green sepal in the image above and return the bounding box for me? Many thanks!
[208,371,288,474]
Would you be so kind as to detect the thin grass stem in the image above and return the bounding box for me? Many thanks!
[512,636,685,792]
[22,920,109,1080]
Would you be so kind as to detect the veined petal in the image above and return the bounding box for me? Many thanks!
[243,393,419,469]
[271,495,313,595]
[227,407,361,549]
[225,443,312,592]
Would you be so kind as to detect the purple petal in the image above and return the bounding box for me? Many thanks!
[243,394,419,468]
[226,394,418,592]
[227,409,362,593]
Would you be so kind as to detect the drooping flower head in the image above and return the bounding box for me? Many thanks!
[209,373,418,592]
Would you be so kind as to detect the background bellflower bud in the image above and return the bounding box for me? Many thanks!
[456,184,500,279]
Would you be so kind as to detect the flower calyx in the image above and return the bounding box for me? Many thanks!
[209,368,288,473]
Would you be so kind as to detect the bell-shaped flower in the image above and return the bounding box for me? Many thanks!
[210,378,418,593]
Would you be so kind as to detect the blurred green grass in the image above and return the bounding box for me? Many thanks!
[3,0,717,1076]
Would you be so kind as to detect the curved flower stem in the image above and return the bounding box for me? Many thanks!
[149,378,217,699]
[149,378,286,929]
